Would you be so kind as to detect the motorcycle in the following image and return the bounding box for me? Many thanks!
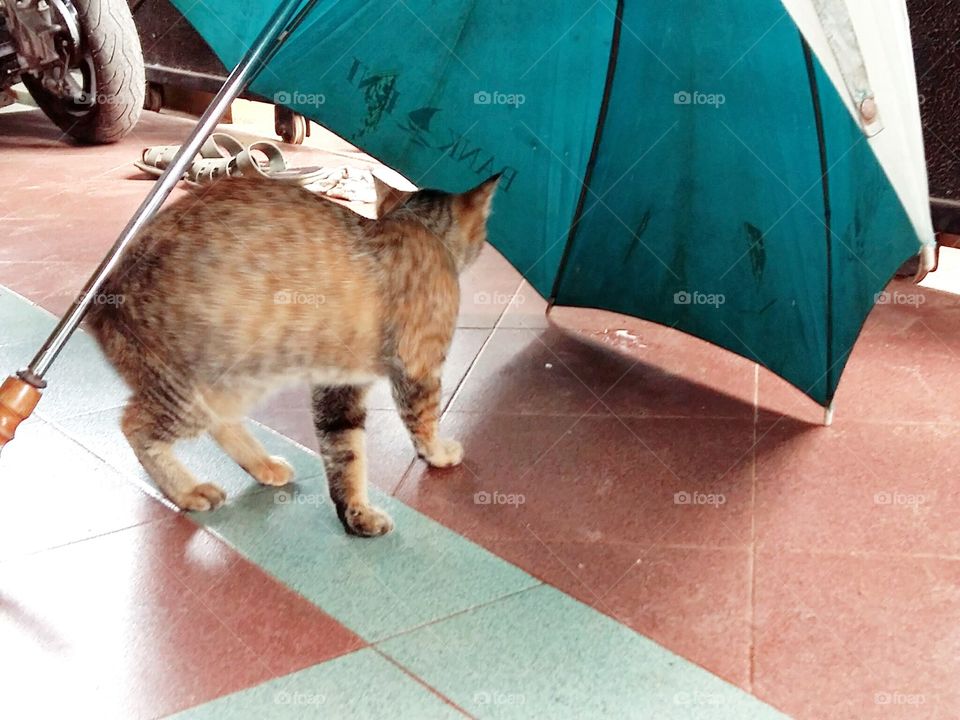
[0,0,144,143]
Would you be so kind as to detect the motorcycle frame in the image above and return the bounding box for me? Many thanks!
[0,0,82,83]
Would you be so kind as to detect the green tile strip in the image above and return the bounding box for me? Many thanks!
[380,584,787,719]
[0,286,786,718]
[168,648,464,719]
[193,474,540,642]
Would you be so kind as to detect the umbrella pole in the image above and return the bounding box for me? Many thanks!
[0,0,314,452]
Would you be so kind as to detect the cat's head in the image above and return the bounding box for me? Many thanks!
[399,174,501,272]
[450,173,500,270]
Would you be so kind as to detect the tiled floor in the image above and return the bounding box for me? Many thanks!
[2,104,959,718]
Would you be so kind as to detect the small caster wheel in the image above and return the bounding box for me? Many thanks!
[275,105,308,144]
[144,82,164,113]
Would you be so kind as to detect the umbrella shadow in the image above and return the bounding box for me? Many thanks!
[425,322,817,552]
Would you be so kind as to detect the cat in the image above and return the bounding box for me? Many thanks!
[87,173,499,536]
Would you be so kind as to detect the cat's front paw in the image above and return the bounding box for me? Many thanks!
[174,482,227,512]
[343,504,394,537]
[421,438,463,468]
[249,455,294,486]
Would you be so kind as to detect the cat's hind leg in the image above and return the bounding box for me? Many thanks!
[121,395,226,511]
[311,384,393,537]
[204,386,294,486]
[209,421,293,486]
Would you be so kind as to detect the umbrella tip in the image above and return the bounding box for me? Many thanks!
[913,243,938,283]
[822,402,835,427]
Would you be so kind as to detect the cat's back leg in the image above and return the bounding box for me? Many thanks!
[122,385,225,511]
[203,386,294,487]
[311,383,393,536]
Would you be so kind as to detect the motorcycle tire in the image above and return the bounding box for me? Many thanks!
[21,0,145,144]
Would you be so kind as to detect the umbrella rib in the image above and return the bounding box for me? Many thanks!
[801,33,835,406]
[549,0,625,305]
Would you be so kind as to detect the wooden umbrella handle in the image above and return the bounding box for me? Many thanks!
[0,375,42,449]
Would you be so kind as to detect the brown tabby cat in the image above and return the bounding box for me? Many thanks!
[88,173,499,536]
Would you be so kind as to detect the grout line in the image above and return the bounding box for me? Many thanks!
[388,457,419,498]
[24,412,175,507]
[441,276,523,416]
[0,513,173,568]
[370,582,545,646]
[35,402,127,424]
[374,649,477,719]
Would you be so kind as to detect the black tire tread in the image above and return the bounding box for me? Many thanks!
[23,0,145,144]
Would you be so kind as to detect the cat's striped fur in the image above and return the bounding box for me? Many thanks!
[88,174,499,536]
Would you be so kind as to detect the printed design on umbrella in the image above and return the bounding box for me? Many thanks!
[345,55,520,191]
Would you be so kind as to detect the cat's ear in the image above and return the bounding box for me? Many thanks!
[373,176,412,218]
[460,173,501,219]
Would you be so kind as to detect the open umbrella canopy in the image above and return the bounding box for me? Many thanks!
[170,0,934,407]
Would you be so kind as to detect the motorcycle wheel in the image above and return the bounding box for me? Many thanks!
[21,0,145,144]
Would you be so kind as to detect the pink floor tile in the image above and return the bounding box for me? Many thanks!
[0,420,168,561]
[457,245,522,328]
[0,516,363,719]
[397,413,755,549]
[754,417,960,556]
[446,328,602,415]
[753,549,960,719]
[449,324,756,418]
[498,279,550,329]
[551,308,759,418]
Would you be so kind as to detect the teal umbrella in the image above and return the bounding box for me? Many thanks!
[170,0,935,410]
